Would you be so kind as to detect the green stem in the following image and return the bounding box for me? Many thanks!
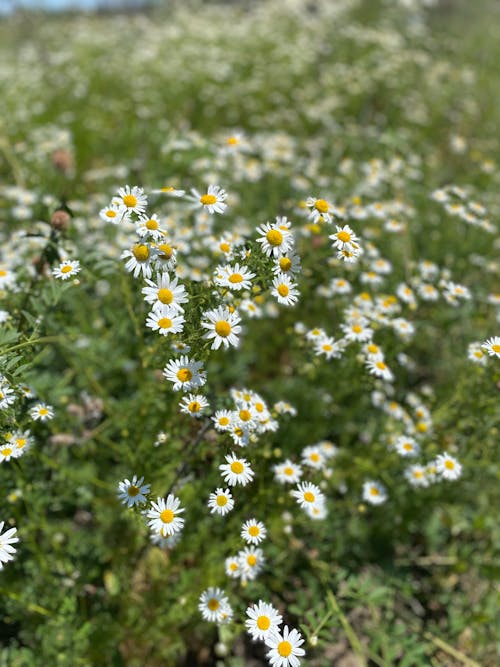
[327,590,367,667]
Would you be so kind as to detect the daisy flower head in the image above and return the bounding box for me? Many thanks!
[151,240,177,271]
[29,402,54,422]
[405,464,429,488]
[198,587,230,623]
[256,218,294,258]
[141,272,187,312]
[214,263,255,291]
[0,444,16,463]
[117,475,150,508]
[481,336,500,358]
[146,494,185,537]
[366,358,394,382]
[271,274,299,306]
[116,185,147,214]
[10,430,33,458]
[467,342,487,366]
[208,487,235,516]
[342,318,373,343]
[265,625,306,667]
[201,306,242,350]
[301,445,327,470]
[219,452,254,486]
[146,306,185,336]
[191,184,228,215]
[313,336,345,360]
[121,243,153,279]
[0,521,19,570]
[135,213,166,241]
[245,600,283,641]
[362,480,388,505]
[395,435,420,458]
[435,453,462,480]
[179,393,209,418]
[150,530,182,549]
[163,355,207,392]
[52,259,81,281]
[0,381,15,410]
[329,224,360,250]
[291,482,325,510]
[239,546,265,581]
[212,409,233,432]
[99,202,126,225]
[226,555,241,578]
[272,251,301,277]
[306,196,334,224]
[151,184,185,197]
[241,518,267,545]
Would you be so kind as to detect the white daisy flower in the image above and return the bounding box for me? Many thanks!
[481,336,500,358]
[0,444,16,463]
[219,452,254,486]
[256,218,294,257]
[141,272,187,312]
[212,410,233,432]
[292,482,324,510]
[198,587,230,622]
[362,480,388,505]
[272,251,301,277]
[241,518,267,545]
[201,306,242,350]
[0,382,16,410]
[145,307,185,336]
[29,402,54,422]
[208,488,234,516]
[435,453,462,480]
[467,342,487,366]
[245,600,283,641]
[190,185,228,215]
[271,274,299,306]
[405,465,429,488]
[116,185,148,214]
[99,202,127,225]
[301,445,326,470]
[225,555,241,578]
[238,546,265,581]
[273,459,302,484]
[0,521,19,570]
[306,196,334,224]
[163,355,207,392]
[395,436,420,458]
[151,185,185,197]
[179,393,209,418]
[146,495,185,537]
[117,475,150,508]
[265,625,306,667]
[366,359,394,382]
[214,263,255,291]
[121,243,153,279]
[52,259,81,280]
[135,213,166,241]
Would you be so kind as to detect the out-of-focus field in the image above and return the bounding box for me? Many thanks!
[0,1,499,666]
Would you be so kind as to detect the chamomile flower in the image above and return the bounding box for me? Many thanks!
[265,625,306,667]
[52,259,81,280]
[271,274,299,306]
[163,355,207,392]
[366,358,394,382]
[306,196,334,224]
[0,445,15,463]
[405,465,429,488]
[313,336,344,360]
[198,587,230,622]
[142,272,188,312]
[10,431,33,458]
[292,482,324,510]
[117,475,150,508]
[152,185,185,197]
[29,402,54,422]
[201,306,242,350]
[219,452,254,486]
[152,241,177,271]
[191,185,228,214]
[435,453,462,480]
[121,243,153,279]
[208,488,235,516]
[212,410,233,432]
[225,555,241,578]
[179,393,209,417]
[150,530,182,549]
[99,202,125,224]
[239,546,265,581]
[0,521,19,570]
[467,342,487,365]
[329,224,360,251]
[214,263,255,291]
[342,319,373,343]
[481,336,500,358]
[395,435,420,457]
[116,185,147,214]
[245,601,283,641]
[0,382,15,410]
[146,307,185,336]
[272,251,301,276]
[146,495,185,537]
[273,460,302,484]
[362,480,388,505]
[241,519,267,545]
[135,213,165,241]
[256,219,294,257]
[301,445,326,470]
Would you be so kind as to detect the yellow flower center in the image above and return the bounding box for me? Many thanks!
[284,467,294,476]
[158,244,173,259]
[278,640,292,657]
[127,485,140,497]
[314,199,329,213]
[216,495,228,507]
[248,525,260,537]
[123,194,137,208]
[132,244,150,262]
[303,491,315,503]
[277,284,289,297]
[403,443,413,451]
[352,324,362,334]
[160,186,174,192]
[39,408,49,416]
[220,242,231,253]
[279,257,292,272]
[146,219,159,230]
[207,598,219,611]
[215,321,231,337]
[189,401,201,412]
[158,317,172,329]
[16,439,26,448]
[376,361,387,370]
[160,509,174,523]
[158,288,173,304]
[371,487,380,496]
[105,210,116,218]
[444,460,455,470]
[239,409,251,422]
[247,554,257,566]
[61,265,72,274]
[230,461,244,474]
[416,422,428,433]
[337,230,351,243]
[200,194,217,205]
[176,368,192,382]
[218,417,230,426]
[255,402,264,412]
[414,470,423,478]
[228,273,243,283]
[266,229,283,246]
[227,136,239,145]
[367,344,379,354]
[492,344,500,353]
[1,447,12,457]
[310,453,320,462]
[257,615,270,630]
